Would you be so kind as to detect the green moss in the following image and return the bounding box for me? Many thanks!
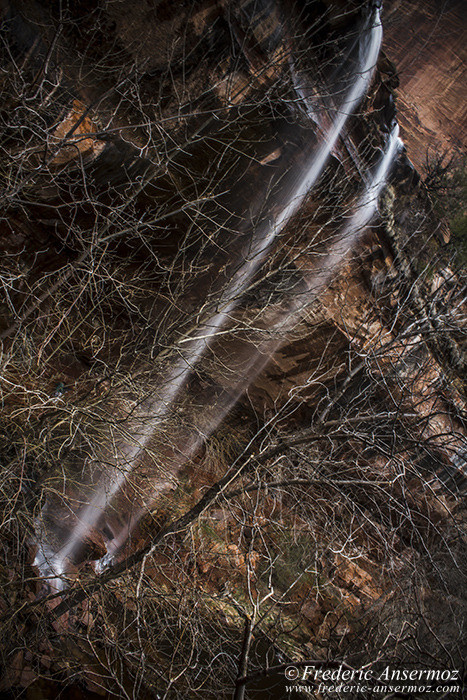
[424,155,467,267]
[450,210,467,265]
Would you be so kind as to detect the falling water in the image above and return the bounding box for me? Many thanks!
[94,124,403,570]
[34,6,384,587]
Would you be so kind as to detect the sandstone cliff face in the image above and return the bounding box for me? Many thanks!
[383,0,466,170]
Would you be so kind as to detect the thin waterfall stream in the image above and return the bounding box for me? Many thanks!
[33,5,399,589]
[95,124,403,570]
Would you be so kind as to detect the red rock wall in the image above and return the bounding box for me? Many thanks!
[383,0,466,171]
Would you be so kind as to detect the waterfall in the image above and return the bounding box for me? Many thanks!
[96,124,403,571]
[300,123,403,299]
[34,6,385,588]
